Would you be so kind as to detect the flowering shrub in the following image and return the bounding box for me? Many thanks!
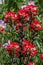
[0,1,43,65]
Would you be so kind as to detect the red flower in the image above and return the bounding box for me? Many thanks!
[18,9,30,20]
[28,43,36,49]
[4,12,18,23]
[32,10,38,16]
[22,40,30,46]
[28,43,38,56]
[22,50,26,55]
[28,61,35,65]
[5,42,20,56]
[22,40,38,56]
[23,5,38,16]
[30,50,38,56]
[40,53,43,61]
[16,22,22,30]
[22,40,30,55]
[30,20,43,31]
[23,26,28,31]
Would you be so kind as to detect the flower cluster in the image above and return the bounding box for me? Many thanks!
[4,4,43,32]
[30,20,43,31]
[22,40,38,56]
[22,5,39,16]
[4,12,18,23]
[2,40,37,57]
[5,42,20,56]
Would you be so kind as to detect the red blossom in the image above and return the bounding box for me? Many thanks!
[30,20,43,31]
[16,22,22,30]
[28,61,35,65]
[28,43,36,49]
[40,53,43,61]
[22,40,38,56]
[23,5,38,16]
[18,9,30,19]
[22,40,30,55]
[4,12,18,23]
[5,42,20,56]
[22,40,30,46]
[30,50,38,56]
[23,26,28,31]
[22,50,26,55]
